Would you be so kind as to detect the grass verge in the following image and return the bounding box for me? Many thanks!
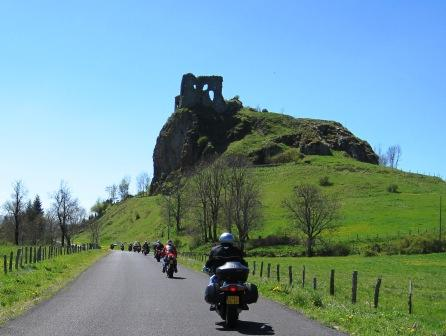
[0,249,107,325]
[179,253,446,336]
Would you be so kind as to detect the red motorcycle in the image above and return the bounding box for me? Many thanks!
[164,252,177,278]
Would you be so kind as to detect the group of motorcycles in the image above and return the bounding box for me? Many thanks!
[113,240,257,328]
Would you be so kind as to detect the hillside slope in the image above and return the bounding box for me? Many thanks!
[88,154,446,249]
[151,107,378,192]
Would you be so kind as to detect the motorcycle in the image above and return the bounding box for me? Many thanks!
[143,246,150,255]
[154,249,162,262]
[120,244,124,251]
[204,262,258,328]
[163,253,177,278]
[128,244,133,252]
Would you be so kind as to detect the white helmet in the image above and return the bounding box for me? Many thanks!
[219,232,234,245]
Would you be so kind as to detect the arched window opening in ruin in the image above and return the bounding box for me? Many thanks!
[203,84,208,91]
[209,90,214,101]
[193,84,197,90]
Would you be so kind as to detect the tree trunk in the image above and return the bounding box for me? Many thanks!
[306,237,314,257]
[14,219,19,245]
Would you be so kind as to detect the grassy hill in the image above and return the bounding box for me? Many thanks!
[80,152,446,252]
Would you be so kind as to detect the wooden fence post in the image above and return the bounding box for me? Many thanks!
[9,252,13,271]
[33,247,37,263]
[3,255,7,274]
[374,278,382,308]
[260,261,264,277]
[15,249,20,270]
[25,246,28,264]
[329,269,335,296]
[267,263,271,278]
[288,266,293,286]
[352,271,358,304]
[313,277,317,290]
[302,266,306,288]
[408,280,413,314]
[252,261,256,276]
[20,249,23,268]
[276,264,280,282]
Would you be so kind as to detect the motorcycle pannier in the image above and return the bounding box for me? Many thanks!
[244,283,258,304]
[216,262,249,282]
[205,283,218,304]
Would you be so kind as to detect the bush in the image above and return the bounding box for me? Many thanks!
[319,176,333,186]
[269,148,301,164]
[315,242,351,256]
[387,184,399,193]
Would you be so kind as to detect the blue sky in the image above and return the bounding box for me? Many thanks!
[1,0,445,211]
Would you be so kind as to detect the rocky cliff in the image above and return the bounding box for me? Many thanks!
[150,74,378,193]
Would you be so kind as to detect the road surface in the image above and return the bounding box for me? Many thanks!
[0,251,346,336]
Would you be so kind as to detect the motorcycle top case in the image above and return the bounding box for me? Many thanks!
[216,262,249,282]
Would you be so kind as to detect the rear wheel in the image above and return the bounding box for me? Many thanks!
[225,305,238,328]
[167,266,174,278]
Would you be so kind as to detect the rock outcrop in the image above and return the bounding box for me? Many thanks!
[150,74,378,193]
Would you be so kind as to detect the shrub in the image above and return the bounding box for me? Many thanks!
[387,184,399,193]
[315,242,351,256]
[269,148,301,164]
[319,176,333,186]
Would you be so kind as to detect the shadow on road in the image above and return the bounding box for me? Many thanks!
[215,321,275,335]
[171,276,187,280]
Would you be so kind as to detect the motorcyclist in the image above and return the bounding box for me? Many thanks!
[204,232,247,284]
[154,240,163,256]
[128,243,133,252]
[204,232,248,311]
[120,243,124,251]
[161,240,178,273]
[142,241,150,254]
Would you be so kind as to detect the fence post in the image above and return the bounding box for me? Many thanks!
[267,263,271,278]
[408,280,413,314]
[374,278,382,308]
[3,255,7,274]
[313,277,317,290]
[330,269,335,296]
[252,261,256,276]
[20,249,23,268]
[33,247,37,263]
[260,261,264,278]
[288,266,293,286]
[25,246,28,264]
[15,249,20,270]
[352,271,358,304]
[9,252,13,271]
[302,266,306,288]
[276,264,280,282]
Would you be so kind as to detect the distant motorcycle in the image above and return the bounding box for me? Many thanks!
[154,249,162,262]
[164,254,177,278]
[143,246,150,255]
[204,262,258,328]
[120,244,124,251]
[128,244,133,252]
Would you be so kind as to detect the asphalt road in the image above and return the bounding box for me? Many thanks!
[0,251,346,336]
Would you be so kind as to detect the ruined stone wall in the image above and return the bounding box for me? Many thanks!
[175,73,227,113]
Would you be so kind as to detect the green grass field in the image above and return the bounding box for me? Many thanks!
[0,246,107,324]
[85,153,445,251]
[180,253,446,335]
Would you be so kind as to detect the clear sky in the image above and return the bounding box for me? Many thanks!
[1,0,445,212]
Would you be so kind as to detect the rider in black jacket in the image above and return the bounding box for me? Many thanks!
[205,232,247,275]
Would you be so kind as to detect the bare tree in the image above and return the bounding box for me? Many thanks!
[136,172,151,196]
[191,164,212,242]
[160,173,190,233]
[105,184,118,203]
[118,177,131,201]
[3,180,27,245]
[223,156,261,251]
[282,184,340,257]
[374,145,388,166]
[386,145,402,168]
[51,181,82,246]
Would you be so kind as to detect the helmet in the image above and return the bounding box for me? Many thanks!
[167,240,173,245]
[156,240,160,244]
[144,241,147,243]
[219,232,234,245]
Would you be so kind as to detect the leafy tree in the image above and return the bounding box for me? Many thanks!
[118,177,131,201]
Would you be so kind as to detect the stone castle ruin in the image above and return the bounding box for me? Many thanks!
[174,73,227,113]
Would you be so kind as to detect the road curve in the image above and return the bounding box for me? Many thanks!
[0,251,346,336]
